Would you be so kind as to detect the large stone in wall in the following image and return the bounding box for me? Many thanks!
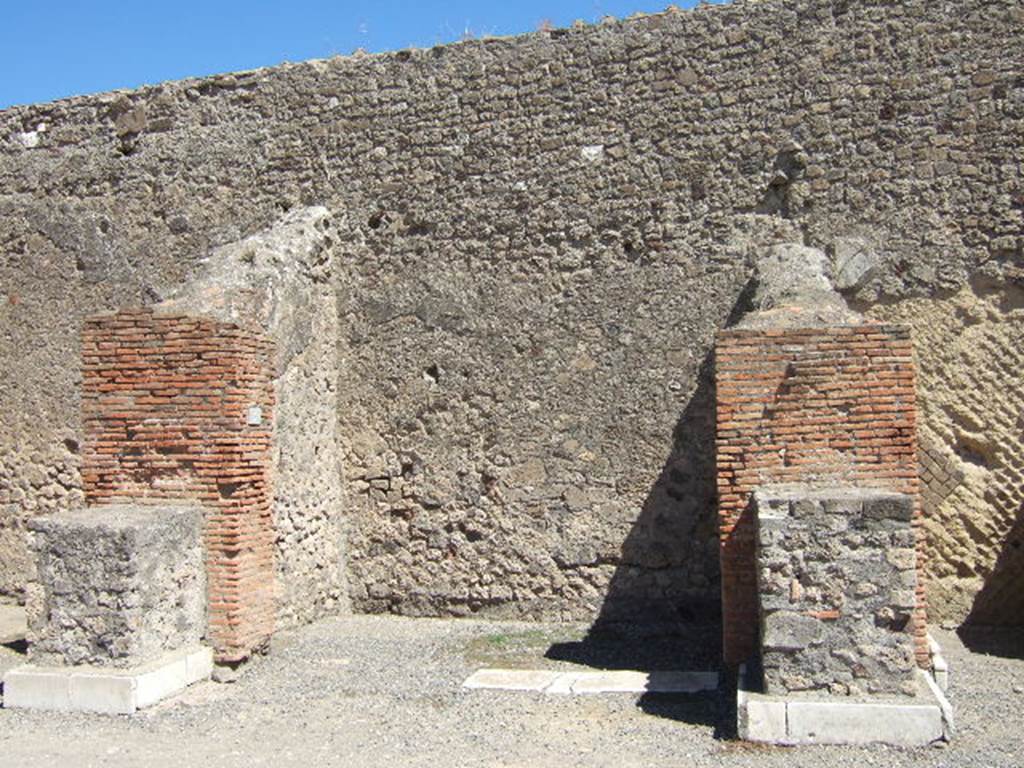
[25,505,205,668]
[755,487,919,697]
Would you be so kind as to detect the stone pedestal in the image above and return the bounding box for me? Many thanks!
[26,505,206,668]
[754,487,918,697]
[739,487,953,746]
[7,504,212,713]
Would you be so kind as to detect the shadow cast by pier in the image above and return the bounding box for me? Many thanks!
[544,347,725,730]
[542,287,759,733]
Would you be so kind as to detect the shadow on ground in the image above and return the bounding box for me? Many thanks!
[543,620,728,733]
[956,625,1024,660]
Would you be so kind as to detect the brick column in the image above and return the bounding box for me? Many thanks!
[81,309,276,663]
[715,324,927,667]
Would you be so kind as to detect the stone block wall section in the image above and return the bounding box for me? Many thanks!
[81,309,276,663]
[715,324,925,666]
[26,504,206,668]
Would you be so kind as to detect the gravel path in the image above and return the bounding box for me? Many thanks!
[1,616,1022,768]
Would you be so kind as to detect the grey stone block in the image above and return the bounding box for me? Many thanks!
[864,494,914,521]
[822,497,863,516]
[27,505,205,668]
[763,611,822,652]
[791,498,822,518]
[832,236,880,292]
[754,487,918,696]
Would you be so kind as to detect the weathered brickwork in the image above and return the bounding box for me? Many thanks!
[81,310,276,662]
[716,324,924,665]
[0,0,1021,628]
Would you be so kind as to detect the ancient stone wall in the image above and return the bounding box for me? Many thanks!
[0,0,1021,627]
[81,310,276,662]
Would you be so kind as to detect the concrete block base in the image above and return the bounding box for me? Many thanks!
[26,505,205,669]
[737,666,954,747]
[3,646,212,714]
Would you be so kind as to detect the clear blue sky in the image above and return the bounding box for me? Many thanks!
[0,0,718,110]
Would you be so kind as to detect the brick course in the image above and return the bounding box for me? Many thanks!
[81,309,276,663]
[715,324,927,667]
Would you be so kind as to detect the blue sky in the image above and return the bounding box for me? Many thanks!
[0,0,718,110]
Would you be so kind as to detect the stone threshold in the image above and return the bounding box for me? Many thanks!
[737,665,954,747]
[463,668,719,694]
[2,646,213,714]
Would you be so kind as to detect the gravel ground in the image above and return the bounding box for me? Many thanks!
[1,616,1022,768]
